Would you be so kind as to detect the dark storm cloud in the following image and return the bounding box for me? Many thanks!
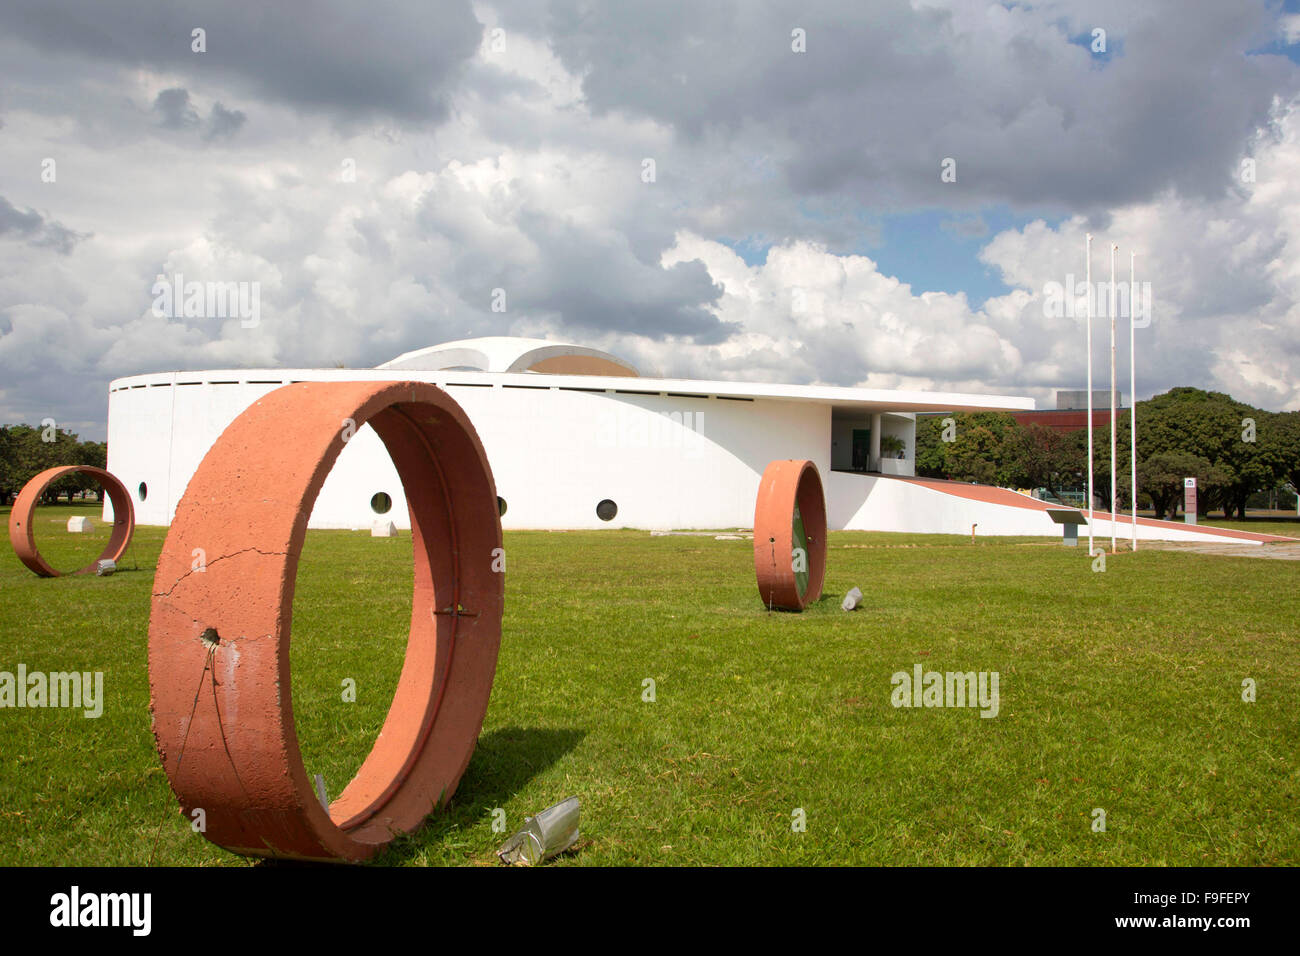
[0,0,483,122]
[411,198,730,341]
[204,102,247,140]
[153,87,199,129]
[0,196,86,254]
[537,0,1297,212]
[525,253,731,341]
[152,87,246,140]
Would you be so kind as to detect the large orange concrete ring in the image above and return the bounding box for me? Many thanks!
[147,381,504,862]
[8,465,135,577]
[753,459,827,611]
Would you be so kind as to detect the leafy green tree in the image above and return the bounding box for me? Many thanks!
[1,425,50,498]
[1005,423,1082,502]
[915,415,952,478]
[1137,452,1229,521]
[915,412,1021,483]
[1122,388,1287,518]
[0,427,13,504]
[0,423,108,503]
[1268,410,1300,508]
[946,425,1002,484]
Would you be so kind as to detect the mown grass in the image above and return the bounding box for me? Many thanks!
[1,502,1297,866]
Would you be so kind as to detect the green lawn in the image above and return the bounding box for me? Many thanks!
[1,502,1297,866]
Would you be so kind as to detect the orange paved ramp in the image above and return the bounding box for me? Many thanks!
[890,476,1299,543]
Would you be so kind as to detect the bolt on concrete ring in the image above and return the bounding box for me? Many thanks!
[8,465,135,577]
[147,381,504,862]
[753,459,827,611]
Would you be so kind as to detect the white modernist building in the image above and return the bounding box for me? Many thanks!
[105,336,1032,531]
[104,336,1285,544]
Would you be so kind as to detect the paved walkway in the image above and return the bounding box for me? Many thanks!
[1135,540,1300,560]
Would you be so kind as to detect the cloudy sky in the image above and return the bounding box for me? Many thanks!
[3,0,1300,439]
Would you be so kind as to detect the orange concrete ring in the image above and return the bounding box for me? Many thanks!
[753,459,827,611]
[8,466,135,577]
[147,381,504,862]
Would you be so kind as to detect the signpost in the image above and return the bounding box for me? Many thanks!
[1183,477,1197,525]
[1046,508,1089,547]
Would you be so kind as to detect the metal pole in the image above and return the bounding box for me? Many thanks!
[1086,233,1094,555]
[1110,243,1117,555]
[1130,251,1138,552]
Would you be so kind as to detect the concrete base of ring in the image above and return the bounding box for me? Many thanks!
[147,381,504,862]
[753,459,828,611]
[8,466,135,577]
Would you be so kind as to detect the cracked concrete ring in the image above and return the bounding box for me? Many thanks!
[8,465,135,577]
[753,459,827,611]
[147,381,504,862]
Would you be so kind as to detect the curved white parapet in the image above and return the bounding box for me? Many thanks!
[377,336,639,377]
[827,472,1295,545]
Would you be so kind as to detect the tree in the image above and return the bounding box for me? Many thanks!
[1129,388,1286,518]
[915,412,1021,484]
[915,415,952,478]
[77,440,108,500]
[0,425,50,499]
[1136,452,1230,521]
[0,424,108,503]
[1270,410,1300,507]
[946,425,1001,484]
[1005,423,1082,501]
[0,427,13,504]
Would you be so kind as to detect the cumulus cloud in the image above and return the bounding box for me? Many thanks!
[1,0,1299,439]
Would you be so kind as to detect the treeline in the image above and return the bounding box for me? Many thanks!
[916,387,1300,520]
[0,424,108,505]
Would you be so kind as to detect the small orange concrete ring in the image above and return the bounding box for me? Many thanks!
[147,382,504,862]
[8,465,135,577]
[753,459,827,611]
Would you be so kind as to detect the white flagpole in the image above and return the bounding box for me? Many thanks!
[1110,243,1117,555]
[1130,251,1138,552]
[1086,233,1094,555]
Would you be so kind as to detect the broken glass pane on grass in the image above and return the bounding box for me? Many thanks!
[497,797,580,866]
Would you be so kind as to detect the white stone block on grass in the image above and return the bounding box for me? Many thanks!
[67,516,94,533]
[371,520,398,537]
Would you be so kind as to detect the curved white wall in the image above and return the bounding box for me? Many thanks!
[106,371,832,530]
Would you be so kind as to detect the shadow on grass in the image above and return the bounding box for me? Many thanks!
[261,726,586,867]
[758,593,843,614]
[446,725,587,814]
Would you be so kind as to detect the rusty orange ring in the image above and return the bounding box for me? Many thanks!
[8,465,135,577]
[147,381,504,862]
[753,459,827,611]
